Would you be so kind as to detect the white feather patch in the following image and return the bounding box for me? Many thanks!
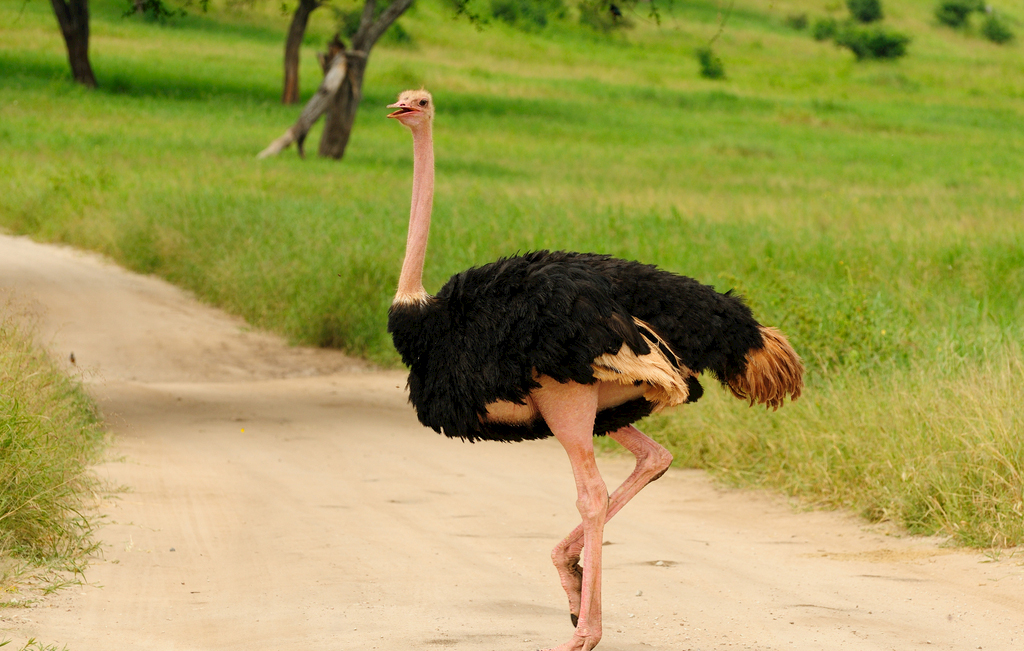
[591,317,694,411]
[392,290,432,307]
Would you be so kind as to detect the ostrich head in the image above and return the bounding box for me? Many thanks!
[387,89,434,130]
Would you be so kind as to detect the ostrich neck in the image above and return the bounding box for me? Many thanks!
[395,124,434,305]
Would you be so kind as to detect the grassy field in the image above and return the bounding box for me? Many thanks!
[1,0,1022,546]
[0,304,107,599]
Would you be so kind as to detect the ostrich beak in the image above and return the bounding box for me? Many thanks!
[387,102,418,119]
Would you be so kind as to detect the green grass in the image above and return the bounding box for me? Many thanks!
[645,346,1024,547]
[0,306,106,597]
[0,639,69,651]
[1,0,1022,546]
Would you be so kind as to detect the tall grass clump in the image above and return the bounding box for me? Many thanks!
[0,307,106,593]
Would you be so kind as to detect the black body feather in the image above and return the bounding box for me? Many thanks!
[388,251,764,442]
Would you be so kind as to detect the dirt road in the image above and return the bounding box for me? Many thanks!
[1,233,1021,651]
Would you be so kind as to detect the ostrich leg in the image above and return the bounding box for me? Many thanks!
[534,381,608,651]
[551,425,673,627]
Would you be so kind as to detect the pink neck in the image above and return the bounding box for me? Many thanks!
[395,123,434,304]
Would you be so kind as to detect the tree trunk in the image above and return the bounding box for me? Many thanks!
[282,0,321,105]
[50,0,97,88]
[317,52,367,160]
[258,46,348,159]
[315,0,415,160]
[262,0,415,161]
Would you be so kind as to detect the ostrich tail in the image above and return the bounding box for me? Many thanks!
[728,326,804,410]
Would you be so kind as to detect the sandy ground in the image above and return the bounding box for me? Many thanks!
[1,233,1022,651]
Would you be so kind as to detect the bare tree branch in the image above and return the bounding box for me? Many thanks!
[355,0,414,51]
[257,50,350,159]
[356,0,376,41]
[261,0,417,161]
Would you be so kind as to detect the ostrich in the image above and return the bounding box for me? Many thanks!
[386,89,804,651]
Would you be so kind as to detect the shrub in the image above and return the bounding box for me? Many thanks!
[847,0,883,23]
[981,13,1015,44]
[122,0,186,22]
[696,46,726,79]
[835,25,910,60]
[491,0,566,30]
[812,16,840,41]
[934,0,982,27]
[786,13,809,30]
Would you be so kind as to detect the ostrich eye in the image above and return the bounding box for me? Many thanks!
[419,99,428,107]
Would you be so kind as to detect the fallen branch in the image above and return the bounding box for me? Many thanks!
[258,40,358,159]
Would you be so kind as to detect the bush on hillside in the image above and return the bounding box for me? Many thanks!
[812,16,840,40]
[981,12,1015,44]
[786,13,809,30]
[122,0,187,22]
[696,46,726,79]
[933,1,1015,45]
[835,24,910,59]
[934,0,983,27]
[491,0,567,30]
[847,0,883,23]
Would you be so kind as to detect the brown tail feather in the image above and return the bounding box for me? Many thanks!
[728,326,804,410]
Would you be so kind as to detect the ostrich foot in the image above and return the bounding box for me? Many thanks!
[540,629,602,651]
[552,547,583,625]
